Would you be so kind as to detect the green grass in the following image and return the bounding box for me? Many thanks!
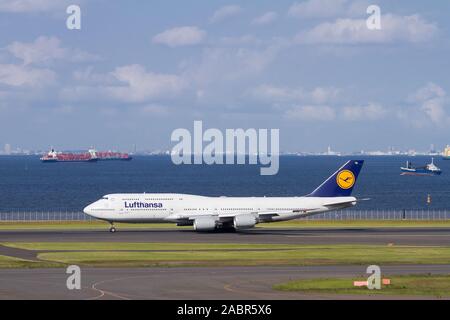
[0,254,62,269]
[3,242,450,268]
[261,220,450,228]
[0,221,187,230]
[2,242,306,251]
[274,274,450,297]
[2,243,447,268]
[1,220,450,231]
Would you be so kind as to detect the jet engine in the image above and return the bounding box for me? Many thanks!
[233,214,257,230]
[193,216,217,231]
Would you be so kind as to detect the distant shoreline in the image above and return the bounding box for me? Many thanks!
[0,154,444,157]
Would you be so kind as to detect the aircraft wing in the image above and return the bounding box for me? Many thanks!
[165,211,283,226]
[219,210,306,219]
[165,208,317,228]
[219,209,316,222]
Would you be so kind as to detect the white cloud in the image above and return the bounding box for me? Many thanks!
[210,5,242,23]
[72,67,116,85]
[61,65,187,103]
[249,84,306,102]
[7,36,99,65]
[252,11,278,26]
[288,0,348,18]
[187,45,282,87]
[249,84,339,104]
[411,82,445,102]
[297,14,438,44]
[311,87,339,104]
[174,42,287,108]
[153,26,206,47]
[7,36,65,65]
[107,64,187,102]
[0,0,71,12]
[0,63,55,86]
[342,103,386,121]
[422,98,447,125]
[284,105,336,121]
[250,84,389,122]
[411,83,448,125]
[397,83,449,127]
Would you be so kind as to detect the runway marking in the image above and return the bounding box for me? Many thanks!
[88,278,133,300]
[86,273,184,300]
[2,265,450,299]
[223,282,277,298]
[0,276,99,299]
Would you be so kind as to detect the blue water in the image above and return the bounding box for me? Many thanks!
[0,156,449,211]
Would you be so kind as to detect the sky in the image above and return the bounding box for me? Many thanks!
[0,0,450,153]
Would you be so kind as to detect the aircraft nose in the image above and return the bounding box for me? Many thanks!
[83,204,93,215]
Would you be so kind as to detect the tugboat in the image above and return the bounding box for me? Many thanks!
[401,158,441,175]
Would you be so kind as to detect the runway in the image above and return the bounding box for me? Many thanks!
[1,265,450,300]
[1,227,450,246]
[1,227,450,299]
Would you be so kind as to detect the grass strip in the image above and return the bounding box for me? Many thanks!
[274,274,450,298]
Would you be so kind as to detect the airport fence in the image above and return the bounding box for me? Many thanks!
[306,209,450,220]
[0,211,94,222]
[0,209,450,222]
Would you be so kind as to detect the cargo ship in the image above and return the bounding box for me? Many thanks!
[96,151,132,161]
[400,158,441,175]
[40,149,132,162]
[40,149,98,163]
[442,145,450,160]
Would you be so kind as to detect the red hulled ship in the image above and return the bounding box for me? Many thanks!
[40,149,98,162]
[96,151,132,161]
[40,149,132,162]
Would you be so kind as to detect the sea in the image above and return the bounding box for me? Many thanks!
[0,155,449,212]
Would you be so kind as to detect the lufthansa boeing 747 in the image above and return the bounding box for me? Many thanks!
[83,160,364,232]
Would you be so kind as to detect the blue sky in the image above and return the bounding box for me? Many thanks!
[0,0,449,153]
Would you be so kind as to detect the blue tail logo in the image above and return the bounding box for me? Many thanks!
[307,160,364,197]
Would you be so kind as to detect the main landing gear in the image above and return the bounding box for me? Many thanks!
[109,223,116,233]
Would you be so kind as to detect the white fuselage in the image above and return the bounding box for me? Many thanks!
[83,193,356,225]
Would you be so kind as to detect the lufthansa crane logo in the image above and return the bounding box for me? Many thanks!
[336,170,355,189]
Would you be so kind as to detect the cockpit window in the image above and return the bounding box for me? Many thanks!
[102,196,109,200]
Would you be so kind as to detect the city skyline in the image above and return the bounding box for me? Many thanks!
[1,1,450,152]
[1,142,448,156]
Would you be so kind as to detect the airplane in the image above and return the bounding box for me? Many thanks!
[83,160,364,232]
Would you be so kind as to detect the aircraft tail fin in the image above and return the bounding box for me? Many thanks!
[307,160,364,197]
